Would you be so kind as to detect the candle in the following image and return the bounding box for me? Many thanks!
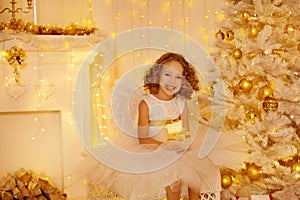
[33,0,37,25]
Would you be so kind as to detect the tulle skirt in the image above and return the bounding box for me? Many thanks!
[89,124,249,199]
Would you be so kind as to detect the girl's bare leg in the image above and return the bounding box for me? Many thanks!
[165,181,181,200]
[188,188,199,200]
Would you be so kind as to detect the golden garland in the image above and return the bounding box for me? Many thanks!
[0,18,98,36]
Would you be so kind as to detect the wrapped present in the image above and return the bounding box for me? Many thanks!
[28,178,42,196]
[166,120,183,140]
[1,191,14,200]
[0,174,16,191]
[48,190,67,200]
[12,187,24,199]
[17,178,30,197]
[0,168,66,199]
[37,195,48,200]
[38,178,56,194]
[15,167,32,186]
[251,195,272,200]
[26,197,38,200]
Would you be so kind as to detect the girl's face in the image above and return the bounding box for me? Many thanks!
[157,60,184,99]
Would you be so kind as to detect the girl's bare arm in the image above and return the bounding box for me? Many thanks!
[181,102,190,131]
[138,100,163,145]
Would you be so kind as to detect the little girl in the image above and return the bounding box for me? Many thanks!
[90,52,222,200]
[138,52,198,146]
[137,52,202,199]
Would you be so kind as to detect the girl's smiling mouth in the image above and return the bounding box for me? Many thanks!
[165,84,177,92]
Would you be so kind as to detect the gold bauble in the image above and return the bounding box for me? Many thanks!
[221,174,232,189]
[248,26,258,37]
[225,30,234,41]
[240,11,250,21]
[286,24,295,34]
[298,43,300,51]
[258,85,273,99]
[262,96,278,112]
[232,48,242,59]
[292,162,300,173]
[215,30,225,40]
[247,165,261,181]
[244,111,257,124]
[238,78,253,92]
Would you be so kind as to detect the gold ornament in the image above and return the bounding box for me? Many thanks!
[225,30,234,41]
[4,46,27,83]
[232,48,242,59]
[292,162,300,173]
[298,43,300,51]
[244,111,257,124]
[240,11,250,21]
[248,26,258,37]
[238,78,253,92]
[258,85,273,99]
[221,174,232,189]
[5,46,26,66]
[11,46,26,65]
[215,30,225,40]
[285,24,295,34]
[247,165,261,180]
[262,96,278,112]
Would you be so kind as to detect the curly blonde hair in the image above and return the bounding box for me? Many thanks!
[144,52,199,99]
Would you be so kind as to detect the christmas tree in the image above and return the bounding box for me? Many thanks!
[210,0,300,199]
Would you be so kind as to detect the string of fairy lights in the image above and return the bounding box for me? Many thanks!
[32,51,46,142]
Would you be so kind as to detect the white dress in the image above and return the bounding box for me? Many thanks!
[89,94,225,199]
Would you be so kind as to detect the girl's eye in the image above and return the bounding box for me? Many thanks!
[176,76,183,80]
[164,73,171,77]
